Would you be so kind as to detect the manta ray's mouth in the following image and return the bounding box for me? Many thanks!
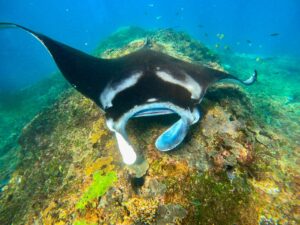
[106,102,200,164]
[133,107,192,152]
[133,107,175,117]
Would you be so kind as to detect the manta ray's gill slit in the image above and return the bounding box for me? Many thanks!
[106,102,201,164]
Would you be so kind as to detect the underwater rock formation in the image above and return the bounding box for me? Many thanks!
[0,27,299,225]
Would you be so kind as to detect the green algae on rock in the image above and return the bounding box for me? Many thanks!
[0,27,299,225]
[76,171,117,210]
[73,220,97,225]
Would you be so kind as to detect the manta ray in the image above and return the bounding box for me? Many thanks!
[0,23,257,165]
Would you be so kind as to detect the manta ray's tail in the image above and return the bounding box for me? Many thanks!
[0,22,112,106]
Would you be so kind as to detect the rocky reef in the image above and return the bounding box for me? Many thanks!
[0,74,69,193]
[0,27,299,225]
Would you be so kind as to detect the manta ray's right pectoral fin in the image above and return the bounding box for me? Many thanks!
[214,69,258,86]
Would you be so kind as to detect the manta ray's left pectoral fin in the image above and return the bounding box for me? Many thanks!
[155,107,200,151]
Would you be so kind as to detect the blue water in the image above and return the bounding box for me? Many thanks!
[0,0,299,90]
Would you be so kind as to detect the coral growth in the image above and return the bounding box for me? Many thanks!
[124,197,159,224]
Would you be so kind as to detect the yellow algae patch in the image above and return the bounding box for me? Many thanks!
[89,118,107,144]
[85,156,114,176]
[149,157,190,178]
[251,179,280,195]
[123,197,159,225]
[54,221,65,225]
[41,201,58,225]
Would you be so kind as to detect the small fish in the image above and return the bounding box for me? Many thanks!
[215,43,220,48]
[285,94,300,105]
[223,45,230,50]
[148,3,154,7]
[270,33,279,37]
[155,16,162,20]
[223,64,231,69]
[197,24,204,28]
[216,33,225,40]
[219,34,224,40]
[255,57,260,62]
[246,40,252,47]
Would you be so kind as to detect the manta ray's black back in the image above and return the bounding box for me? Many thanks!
[0,22,257,112]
